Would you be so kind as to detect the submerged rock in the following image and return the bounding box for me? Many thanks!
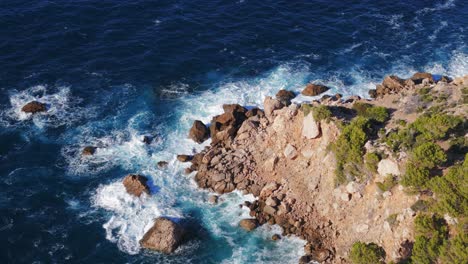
[21,101,46,114]
[140,217,184,253]
[301,84,329,96]
[177,154,192,162]
[157,161,168,168]
[82,146,97,156]
[239,219,259,231]
[189,120,209,143]
[122,174,150,197]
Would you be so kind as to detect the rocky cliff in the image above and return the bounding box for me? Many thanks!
[179,74,467,263]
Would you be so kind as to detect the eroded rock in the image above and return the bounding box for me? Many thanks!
[302,84,329,96]
[302,113,321,139]
[140,217,184,253]
[21,101,46,114]
[239,219,259,231]
[189,120,209,143]
[123,174,150,197]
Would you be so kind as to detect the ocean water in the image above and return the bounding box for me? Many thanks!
[0,0,466,263]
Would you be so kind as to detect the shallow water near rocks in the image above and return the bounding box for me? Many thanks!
[0,0,466,263]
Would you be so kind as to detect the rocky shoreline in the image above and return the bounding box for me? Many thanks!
[22,73,466,263]
[177,73,467,263]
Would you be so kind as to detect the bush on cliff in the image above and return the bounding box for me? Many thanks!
[428,154,468,217]
[410,113,462,141]
[332,117,372,185]
[352,102,389,123]
[349,242,385,264]
[411,214,448,264]
[401,164,430,189]
[439,232,468,264]
[365,152,380,174]
[301,104,332,122]
[412,142,447,169]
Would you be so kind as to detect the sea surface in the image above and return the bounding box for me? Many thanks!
[0,0,466,263]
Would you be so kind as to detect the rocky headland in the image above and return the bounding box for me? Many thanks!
[179,74,467,263]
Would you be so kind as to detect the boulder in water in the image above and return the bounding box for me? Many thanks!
[189,120,209,143]
[122,174,150,197]
[301,84,329,96]
[82,146,96,156]
[140,217,184,253]
[275,89,295,105]
[21,101,46,114]
[239,219,259,231]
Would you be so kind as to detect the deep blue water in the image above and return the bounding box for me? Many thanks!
[0,0,466,263]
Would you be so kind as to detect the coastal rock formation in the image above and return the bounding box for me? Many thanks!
[140,217,184,253]
[21,101,46,113]
[122,174,150,197]
[182,74,468,263]
[189,120,209,143]
[302,83,329,96]
[239,219,259,231]
[276,89,295,105]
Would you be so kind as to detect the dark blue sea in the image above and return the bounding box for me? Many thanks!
[0,0,466,263]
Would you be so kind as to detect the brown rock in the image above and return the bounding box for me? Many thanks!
[311,249,331,262]
[275,90,296,106]
[21,101,46,114]
[239,219,259,231]
[177,155,192,162]
[382,75,405,91]
[140,217,184,253]
[368,89,377,98]
[411,72,433,84]
[301,84,329,96]
[263,96,284,119]
[82,146,96,156]
[208,195,219,204]
[189,120,209,143]
[122,174,150,197]
[157,161,168,169]
[298,255,312,264]
[263,205,276,215]
[272,234,281,241]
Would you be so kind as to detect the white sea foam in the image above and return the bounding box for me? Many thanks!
[1,85,95,128]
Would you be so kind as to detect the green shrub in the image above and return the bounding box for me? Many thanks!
[333,117,372,185]
[411,200,430,212]
[312,105,332,122]
[429,154,468,217]
[411,214,448,264]
[412,142,447,169]
[401,164,431,189]
[353,102,389,123]
[301,104,332,123]
[440,233,468,264]
[376,175,398,192]
[384,128,414,152]
[365,152,380,173]
[349,242,385,264]
[410,113,462,141]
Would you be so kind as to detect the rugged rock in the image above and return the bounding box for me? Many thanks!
[123,174,150,197]
[82,146,96,156]
[272,234,281,241]
[283,144,298,160]
[302,84,329,96]
[302,113,321,139]
[239,219,259,231]
[208,195,218,204]
[410,72,433,84]
[382,75,406,91]
[140,217,184,253]
[142,135,152,144]
[209,104,247,144]
[275,89,296,106]
[189,120,209,143]
[377,159,401,177]
[263,96,284,120]
[21,101,46,113]
[177,155,192,162]
[298,255,312,264]
[157,161,168,168]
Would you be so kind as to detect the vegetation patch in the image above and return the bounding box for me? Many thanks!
[301,104,332,122]
[364,152,380,174]
[349,242,385,264]
[352,102,389,123]
[376,175,397,192]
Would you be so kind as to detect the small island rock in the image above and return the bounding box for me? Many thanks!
[301,84,329,96]
[122,174,150,197]
[21,101,46,114]
[140,217,184,254]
